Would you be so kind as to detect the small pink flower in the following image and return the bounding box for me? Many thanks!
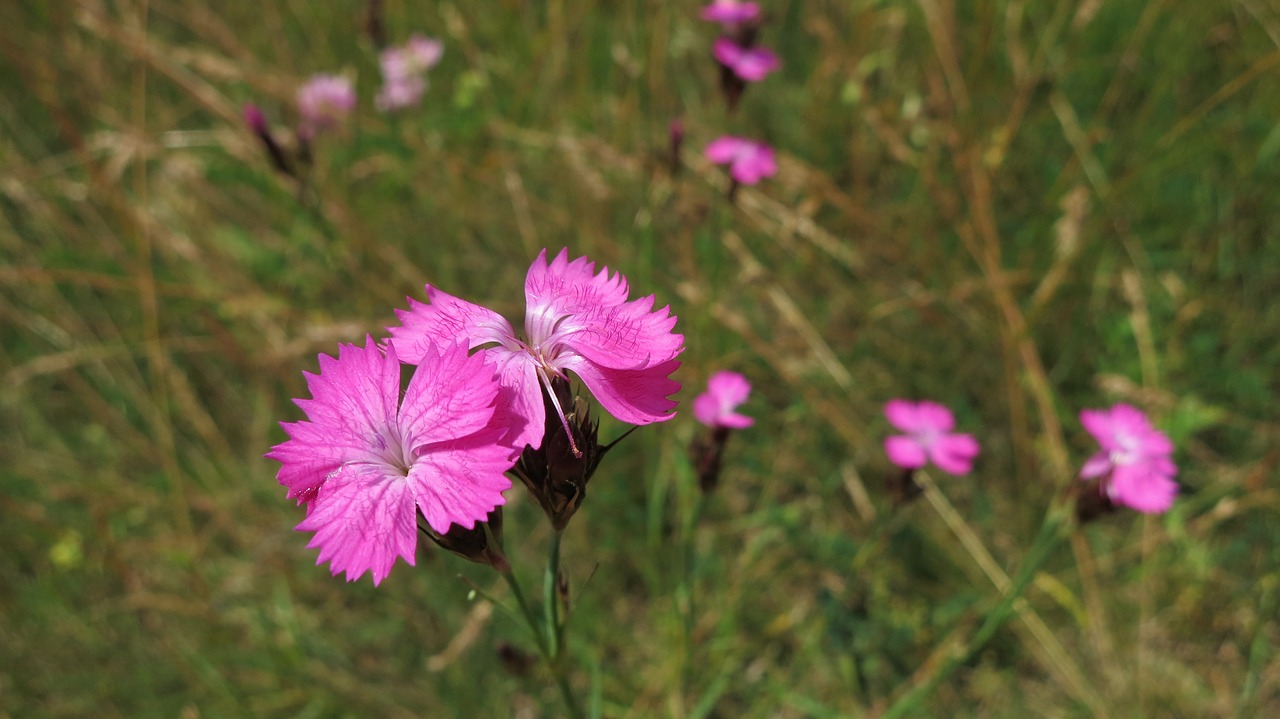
[376,34,444,111]
[296,75,356,136]
[1079,404,1178,513]
[883,400,981,476]
[705,136,777,185]
[266,337,518,585]
[701,0,761,26]
[713,38,780,82]
[693,371,754,429]
[388,249,684,454]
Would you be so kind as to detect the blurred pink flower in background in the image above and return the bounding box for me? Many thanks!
[296,74,356,136]
[1079,404,1178,513]
[266,338,518,585]
[693,371,755,429]
[243,103,269,135]
[713,38,780,82]
[376,34,444,111]
[389,249,684,454]
[705,136,777,184]
[883,400,981,476]
[701,0,761,26]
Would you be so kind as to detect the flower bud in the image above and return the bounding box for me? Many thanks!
[419,507,509,571]
[511,378,616,531]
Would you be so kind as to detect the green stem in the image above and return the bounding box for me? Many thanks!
[500,535,583,719]
[545,529,565,659]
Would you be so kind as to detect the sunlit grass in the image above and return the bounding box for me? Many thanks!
[2,1,1279,716]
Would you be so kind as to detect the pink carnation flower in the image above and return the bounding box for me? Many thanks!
[1079,404,1178,513]
[883,400,981,476]
[705,136,777,185]
[266,338,517,585]
[296,74,356,136]
[701,0,761,25]
[388,249,684,454]
[713,38,780,82]
[693,371,754,429]
[376,34,444,111]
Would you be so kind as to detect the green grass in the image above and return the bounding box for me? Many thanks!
[2,0,1279,716]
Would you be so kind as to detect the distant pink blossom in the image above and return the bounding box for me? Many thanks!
[266,338,517,585]
[713,39,780,82]
[693,371,754,429]
[376,34,444,111]
[705,136,777,184]
[388,249,684,454]
[1079,404,1178,513]
[701,0,761,26]
[243,103,269,135]
[883,400,981,476]
[296,75,356,136]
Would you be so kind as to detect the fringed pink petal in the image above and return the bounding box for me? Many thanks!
[296,463,418,586]
[561,355,681,425]
[388,285,518,363]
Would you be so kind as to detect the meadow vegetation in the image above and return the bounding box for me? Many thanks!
[2,1,1279,716]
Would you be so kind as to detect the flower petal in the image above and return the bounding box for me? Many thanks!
[267,337,399,503]
[296,462,418,586]
[694,371,754,428]
[1078,452,1113,479]
[1108,463,1178,514]
[1078,408,1115,448]
[705,136,748,164]
[565,297,683,370]
[884,399,926,432]
[915,402,956,433]
[561,355,681,425]
[525,249,683,370]
[731,145,776,184]
[388,285,518,363]
[928,433,980,476]
[692,391,722,427]
[885,435,927,469]
[488,351,546,451]
[399,342,503,447]
[525,248,632,318]
[712,38,744,67]
[411,431,514,534]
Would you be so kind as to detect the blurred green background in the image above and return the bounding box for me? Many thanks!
[2,0,1278,716]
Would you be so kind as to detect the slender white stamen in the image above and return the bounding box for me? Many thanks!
[537,367,582,458]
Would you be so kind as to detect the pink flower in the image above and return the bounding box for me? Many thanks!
[296,75,356,136]
[693,371,754,429]
[705,136,777,185]
[266,337,517,585]
[701,0,761,26]
[883,400,981,476]
[713,38,780,82]
[1079,404,1178,513]
[376,34,444,111]
[388,249,684,454]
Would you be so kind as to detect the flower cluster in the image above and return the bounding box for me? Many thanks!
[377,34,444,111]
[879,398,1180,517]
[699,2,779,188]
[296,74,356,138]
[269,250,683,584]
